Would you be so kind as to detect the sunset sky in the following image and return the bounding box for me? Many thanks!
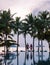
[0,0,50,19]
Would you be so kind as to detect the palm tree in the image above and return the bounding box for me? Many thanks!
[24,14,37,52]
[11,17,21,54]
[45,30,50,50]
[20,22,29,51]
[37,11,50,53]
[35,17,43,46]
[33,11,50,59]
[33,15,44,58]
[0,9,14,54]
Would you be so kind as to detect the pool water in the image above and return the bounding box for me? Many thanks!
[0,51,50,65]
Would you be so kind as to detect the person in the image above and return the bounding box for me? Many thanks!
[26,43,29,51]
[30,44,33,51]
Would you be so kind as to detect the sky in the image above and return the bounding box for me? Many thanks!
[0,0,50,48]
[0,0,50,19]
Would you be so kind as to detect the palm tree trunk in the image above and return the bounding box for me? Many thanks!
[38,39,40,61]
[33,37,34,52]
[33,37,34,65]
[4,34,7,55]
[6,34,8,54]
[24,33,26,51]
[17,32,19,55]
[3,34,6,60]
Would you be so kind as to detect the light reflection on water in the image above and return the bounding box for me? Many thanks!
[0,51,50,65]
[16,51,49,65]
[0,45,50,65]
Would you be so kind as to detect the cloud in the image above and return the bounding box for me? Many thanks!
[0,0,44,10]
[10,0,45,19]
[0,0,19,9]
[0,0,50,19]
[32,0,50,16]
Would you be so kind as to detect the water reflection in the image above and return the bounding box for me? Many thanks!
[0,52,16,65]
[0,59,2,65]
[37,60,50,65]
[23,51,50,65]
[26,52,29,60]
[23,52,26,65]
[17,52,19,65]
[4,52,16,65]
[38,52,43,61]
[30,52,32,60]
[23,51,34,65]
[0,51,50,65]
[23,52,50,65]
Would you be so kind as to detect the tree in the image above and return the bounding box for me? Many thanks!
[11,17,21,54]
[38,11,50,53]
[20,22,29,51]
[24,14,37,52]
[34,11,50,55]
[0,9,15,54]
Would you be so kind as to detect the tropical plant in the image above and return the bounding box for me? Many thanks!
[24,14,37,51]
[20,22,29,51]
[33,11,50,53]
[0,9,15,54]
[11,17,21,54]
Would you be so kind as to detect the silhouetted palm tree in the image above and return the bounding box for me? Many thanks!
[0,9,15,54]
[38,11,50,52]
[21,22,29,51]
[11,17,21,54]
[24,14,37,52]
